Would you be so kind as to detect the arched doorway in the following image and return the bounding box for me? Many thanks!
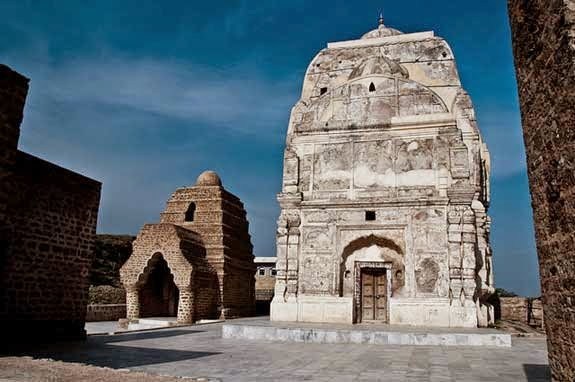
[138,253,179,318]
[339,235,404,323]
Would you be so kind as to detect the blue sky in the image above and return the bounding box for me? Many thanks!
[0,0,540,296]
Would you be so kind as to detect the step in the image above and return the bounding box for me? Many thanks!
[222,324,512,347]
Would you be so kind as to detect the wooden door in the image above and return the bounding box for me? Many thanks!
[361,269,388,322]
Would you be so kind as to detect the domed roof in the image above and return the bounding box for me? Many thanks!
[196,170,222,187]
[361,16,402,39]
[348,56,409,80]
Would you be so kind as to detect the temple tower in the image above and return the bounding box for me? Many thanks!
[271,19,494,327]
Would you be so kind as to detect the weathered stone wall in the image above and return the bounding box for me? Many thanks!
[508,1,575,379]
[0,65,27,256]
[0,64,101,342]
[89,285,126,304]
[499,297,544,328]
[86,304,126,322]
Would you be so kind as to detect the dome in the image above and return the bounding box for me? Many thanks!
[361,23,402,39]
[196,170,222,187]
[348,56,409,80]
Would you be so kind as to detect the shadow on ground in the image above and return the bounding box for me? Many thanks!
[523,364,551,381]
[3,329,221,369]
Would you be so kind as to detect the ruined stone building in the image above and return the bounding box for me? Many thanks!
[271,18,494,327]
[120,171,256,324]
[508,0,575,379]
[0,64,101,341]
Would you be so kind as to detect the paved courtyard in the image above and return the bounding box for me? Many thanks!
[5,317,550,382]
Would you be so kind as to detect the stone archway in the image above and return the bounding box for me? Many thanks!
[339,235,404,323]
[137,253,179,318]
[339,234,404,298]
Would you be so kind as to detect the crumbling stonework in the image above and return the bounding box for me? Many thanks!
[508,0,575,379]
[120,171,256,324]
[271,19,494,327]
[0,64,101,342]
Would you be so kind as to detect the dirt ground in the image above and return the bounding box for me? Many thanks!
[0,357,217,382]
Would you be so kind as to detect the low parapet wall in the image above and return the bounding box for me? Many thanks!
[86,304,126,322]
[499,297,544,328]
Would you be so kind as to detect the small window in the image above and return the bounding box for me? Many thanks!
[365,211,376,221]
[369,82,376,92]
[185,202,196,222]
[259,269,265,276]
[271,268,277,276]
[320,87,328,95]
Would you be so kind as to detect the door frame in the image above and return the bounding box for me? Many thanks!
[354,261,392,323]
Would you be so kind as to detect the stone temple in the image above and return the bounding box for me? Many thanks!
[120,171,256,324]
[270,18,495,327]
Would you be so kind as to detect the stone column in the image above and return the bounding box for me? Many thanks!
[125,285,140,321]
[509,0,575,378]
[177,287,194,324]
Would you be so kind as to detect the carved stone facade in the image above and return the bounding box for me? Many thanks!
[508,0,575,379]
[271,20,494,327]
[120,171,256,324]
[0,64,102,342]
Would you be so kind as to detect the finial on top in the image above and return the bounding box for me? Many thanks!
[378,12,384,26]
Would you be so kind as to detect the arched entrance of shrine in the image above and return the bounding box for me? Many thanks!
[138,253,179,318]
[339,235,404,323]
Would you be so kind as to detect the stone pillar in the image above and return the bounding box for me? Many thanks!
[271,196,301,322]
[125,285,140,321]
[473,200,495,327]
[447,205,478,327]
[508,0,575,379]
[286,215,301,298]
[177,287,194,324]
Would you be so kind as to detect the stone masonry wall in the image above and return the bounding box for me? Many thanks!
[0,65,27,256]
[1,152,101,341]
[86,304,126,322]
[499,297,544,328]
[0,64,101,342]
[508,1,575,379]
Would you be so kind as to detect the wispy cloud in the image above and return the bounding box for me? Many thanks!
[25,55,297,137]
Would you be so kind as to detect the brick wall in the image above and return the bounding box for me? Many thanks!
[0,64,101,342]
[508,1,575,379]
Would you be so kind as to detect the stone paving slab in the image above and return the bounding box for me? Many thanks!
[4,317,550,381]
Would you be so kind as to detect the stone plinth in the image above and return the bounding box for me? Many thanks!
[222,323,512,347]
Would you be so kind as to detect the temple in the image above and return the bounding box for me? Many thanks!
[120,171,256,324]
[270,19,495,327]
